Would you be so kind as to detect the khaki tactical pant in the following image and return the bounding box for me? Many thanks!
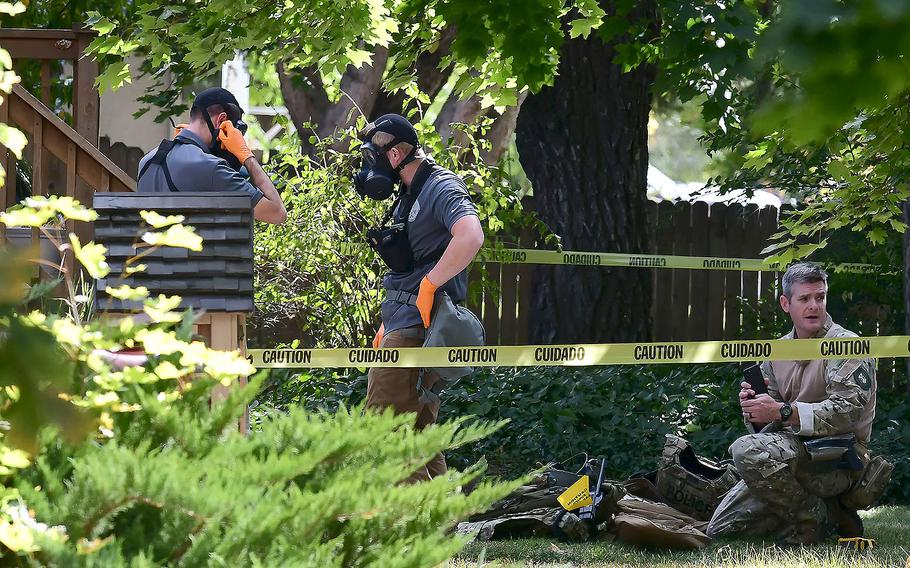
[708,432,859,541]
[365,326,446,482]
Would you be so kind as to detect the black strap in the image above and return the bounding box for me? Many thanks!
[138,138,188,193]
[386,289,418,306]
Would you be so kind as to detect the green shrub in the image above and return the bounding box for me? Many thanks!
[439,365,745,479]
[265,364,910,504]
[250,113,545,349]
[18,379,518,566]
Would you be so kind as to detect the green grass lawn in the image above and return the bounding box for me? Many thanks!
[451,506,910,567]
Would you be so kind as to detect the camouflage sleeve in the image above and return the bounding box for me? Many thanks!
[792,357,875,437]
[762,360,783,403]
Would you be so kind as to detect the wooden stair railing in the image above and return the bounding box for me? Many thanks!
[1,83,135,248]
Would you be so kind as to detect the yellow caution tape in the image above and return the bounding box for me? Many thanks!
[341,243,883,273]
[476,248,882,274]
[248,335,907,368]
[558,475,593,511]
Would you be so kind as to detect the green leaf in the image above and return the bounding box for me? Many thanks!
[0,447,30,468]
[141,224,203,251]
[69,235,110,279]
[90,15,117,36]
[135,327,187,355]
[143,294,183,323]
[0,2,26,16]
[139,210,185,229]
[743,144,774,170]
[125,263,148,275]
[0,207,55,228]
[867,227,887,244]
[95,62,132,96]
[0,48,11,72]
[16,196,97,222]
[827,159,850,180]
[104,285,149,301]
[344,48,373,68]
[23,278,64,303]
[569,17,601,39]
[0,124,26,159]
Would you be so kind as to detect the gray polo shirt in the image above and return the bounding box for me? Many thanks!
[137,130,264,205]
[381,159,477,332]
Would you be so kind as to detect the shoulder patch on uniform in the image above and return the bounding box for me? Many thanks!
[408,199,421,222]
[852,366,872,391]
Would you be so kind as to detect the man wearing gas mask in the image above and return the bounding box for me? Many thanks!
[137,87,286,224]
[354,113,485,482]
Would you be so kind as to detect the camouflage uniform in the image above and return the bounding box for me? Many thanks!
[707,315,876,543]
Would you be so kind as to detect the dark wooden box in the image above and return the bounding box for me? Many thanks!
[92,192,254,312]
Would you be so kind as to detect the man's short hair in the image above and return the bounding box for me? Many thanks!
[782,262,828,299]
[191,102,243,123]
[361,122,415,156]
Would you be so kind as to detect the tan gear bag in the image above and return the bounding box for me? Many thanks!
[611,497,711,549]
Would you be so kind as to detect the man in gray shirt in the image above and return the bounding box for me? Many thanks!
[355,114,484,481]
[137,87,286,224]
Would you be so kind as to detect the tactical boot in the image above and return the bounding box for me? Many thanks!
[775,523,826,548]
[775,508,838,549]
[826,497,864,538]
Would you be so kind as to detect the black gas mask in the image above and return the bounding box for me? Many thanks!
[354,115,425,270]
[353,140,404,200]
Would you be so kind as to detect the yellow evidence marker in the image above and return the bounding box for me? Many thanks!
[838,537,876,551]
[558,475,593,511]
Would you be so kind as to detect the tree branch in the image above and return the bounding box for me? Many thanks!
[481,91,528,164]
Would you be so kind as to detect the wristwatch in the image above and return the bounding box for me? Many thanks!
[779,402,793,421]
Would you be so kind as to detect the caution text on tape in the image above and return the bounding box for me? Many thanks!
[475,248,881,273]
[249,335,908,368]
[341,243,882,273]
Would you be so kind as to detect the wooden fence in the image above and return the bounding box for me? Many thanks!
[467,201,784,345]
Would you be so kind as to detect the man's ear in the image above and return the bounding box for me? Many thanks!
[387,146,401,168]
[779,294,790,313]
[214,112,228,128]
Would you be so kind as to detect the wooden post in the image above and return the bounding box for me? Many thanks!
[201,312,250,434]
[72,27,99,237]
[72,27,99,147]
[31,114,43,278]
[39,60,51,202]
[0,95,10,243]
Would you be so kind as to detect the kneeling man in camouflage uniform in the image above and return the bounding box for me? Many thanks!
[708,262,877,545]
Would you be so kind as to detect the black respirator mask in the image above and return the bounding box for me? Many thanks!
[202,111,248,172]
[353,138,417,200]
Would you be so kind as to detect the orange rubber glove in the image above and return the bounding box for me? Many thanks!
[416,275,439,328]
[173,123,189,137]
[218,120,254,164]
[372,323,385,349]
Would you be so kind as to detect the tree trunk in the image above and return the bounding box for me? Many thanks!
[371,26,458,119]
[482,91,528,164]
[278,36,522,162]
[903,201,910,400]
[277,47,389,156]
[515,0,658,344]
